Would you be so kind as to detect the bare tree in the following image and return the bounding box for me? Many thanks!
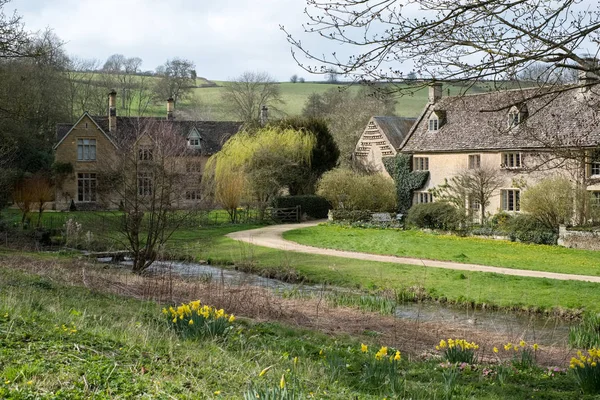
[221,71,284,123]
[154,58,196,106]
[0,0,36,59]
[432,167,504,224]
[97,120,200,274]
[283,0,600,96]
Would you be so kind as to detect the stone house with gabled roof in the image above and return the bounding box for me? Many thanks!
[354,116,417,175]
[53,91,243,210]
[397,80,600,219]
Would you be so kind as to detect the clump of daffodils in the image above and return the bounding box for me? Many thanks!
[436,338,479,364]
[162,300,235,338]
[501,340,538,369]
[360,344,404,394]
[570,348,600,394]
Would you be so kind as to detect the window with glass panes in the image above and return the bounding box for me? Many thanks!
[138,172,153,196]
[501,189,520,211]
[468,154,481,169]
[77,139,96,161]
[77,173,97,202]
[501,152,522,168]
[413,157,429,171]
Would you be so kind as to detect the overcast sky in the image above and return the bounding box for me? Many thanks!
[8,0,599,82]
[9,0,336,81]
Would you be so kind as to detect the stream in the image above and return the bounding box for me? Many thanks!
[111,259,573,346]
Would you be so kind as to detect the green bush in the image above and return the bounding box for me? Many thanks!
[503,214,558,245]
[406,202,464,231]
[316,168,396,212]
[329,209,373,222]
[272,195,331,219]
[521,177,574,230]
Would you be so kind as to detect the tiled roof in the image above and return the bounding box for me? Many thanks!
[373,116,417,149]
[56,116,244,155]
[401,85,600,152]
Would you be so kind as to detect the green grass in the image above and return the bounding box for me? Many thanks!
[4,209,600,313]
[0,264,589,398]
[162,225,600,314]
[72,72,495,121]
[283,225,600,277]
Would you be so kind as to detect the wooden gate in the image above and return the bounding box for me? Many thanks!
[270,206,301,223]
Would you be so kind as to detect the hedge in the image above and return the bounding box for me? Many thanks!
[272,195,332,219]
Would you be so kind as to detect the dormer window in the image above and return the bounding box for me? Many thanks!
[187,128,202,149]
[428,118,439,131]
[508,104,528,128]
[428,110,445,131]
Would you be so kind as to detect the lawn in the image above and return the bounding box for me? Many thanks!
[283,225,600,277]
[4,210,600,313]
[163,226,600,314]
[0,262,588,398]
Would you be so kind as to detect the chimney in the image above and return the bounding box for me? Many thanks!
[428,82,443,103]
[579,57,599,92]
[167,98,175,120]
[108,90,117,132]
[260,105,268,126]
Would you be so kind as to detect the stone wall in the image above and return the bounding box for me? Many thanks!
[557,225,600,250]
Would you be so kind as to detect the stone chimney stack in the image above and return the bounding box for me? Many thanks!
[579,57,599,92]
[108,90,117,132]
[428,82,443,104]
[260,105,268,126]
[167,98,175,120]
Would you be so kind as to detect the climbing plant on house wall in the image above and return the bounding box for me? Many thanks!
[383,154,429,214]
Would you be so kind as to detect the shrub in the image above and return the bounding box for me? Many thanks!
[436,339,479,364]
[490,212,512,227]
[317,168,396,212]
[328,209,373,222]
[163,300,235,339]
[503,214,558,245]
[570,348,600,394]
[570,313,600,349]
[272,195,332,219]
[521,177,574,230]
[406,202,464,231]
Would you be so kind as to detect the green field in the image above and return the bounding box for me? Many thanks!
[76,72,494,121]
[0,262,587,398]
[283,225,600,277]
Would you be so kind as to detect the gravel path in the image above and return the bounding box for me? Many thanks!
[227,221,600,283]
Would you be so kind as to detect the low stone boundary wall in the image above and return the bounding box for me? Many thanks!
[558,225,600,250]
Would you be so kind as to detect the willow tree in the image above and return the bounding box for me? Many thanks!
[206,127,315,221]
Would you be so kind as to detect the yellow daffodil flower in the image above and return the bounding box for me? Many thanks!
[361,343,368,353]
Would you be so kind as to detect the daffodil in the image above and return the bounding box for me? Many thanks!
[280,374,286,389]
[361,343,368,353]
[493,347,498,353]
[228,315,235,323]
[394,351,401,361]
[188,319,194,325]
[259,366,272,377]
[532,343,539,351]
[519,340,526,348]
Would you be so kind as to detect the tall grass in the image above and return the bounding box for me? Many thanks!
[569,313,600,348]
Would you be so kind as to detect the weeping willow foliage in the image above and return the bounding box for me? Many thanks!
[205,127,315,216]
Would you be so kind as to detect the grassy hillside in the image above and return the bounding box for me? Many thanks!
[73,72,493,121]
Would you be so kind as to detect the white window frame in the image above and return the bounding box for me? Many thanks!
[501,152,522,169]
[413,157,429,171]
[77,173,97,202]
[428,118,439,131]
[591,191,600,206]
[468,154,481,169]
[414,191,433,204]
[591,162,600,176]
[501,189,521,212]
[77,139,96,161]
